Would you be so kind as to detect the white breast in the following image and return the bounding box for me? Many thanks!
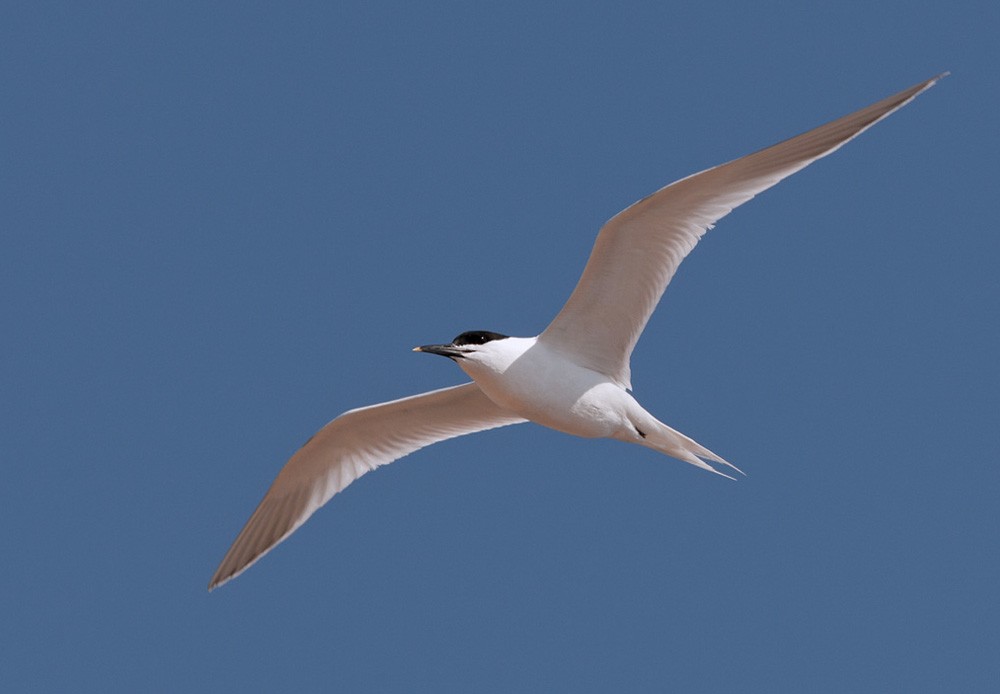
[458,338,635,438]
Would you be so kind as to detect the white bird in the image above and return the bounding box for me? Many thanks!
[209,74,943,590]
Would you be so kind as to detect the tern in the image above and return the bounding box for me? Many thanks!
[209,74,943,590]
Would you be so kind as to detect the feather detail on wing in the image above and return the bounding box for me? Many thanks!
[540,74,944,388]
[209,382,525,589]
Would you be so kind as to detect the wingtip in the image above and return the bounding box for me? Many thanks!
[207,569,231,592]
[921,72,949,91]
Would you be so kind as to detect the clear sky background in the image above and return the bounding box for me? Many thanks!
[3,2,997,692]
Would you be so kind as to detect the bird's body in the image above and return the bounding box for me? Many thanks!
[454,336,624,438]
[448,335,731,471]
[209,74,944,590]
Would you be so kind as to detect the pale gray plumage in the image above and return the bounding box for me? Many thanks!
[210,384,525,588]
[540,75,944,389]
[210,74,943,590]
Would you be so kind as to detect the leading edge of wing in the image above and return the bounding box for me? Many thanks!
[208,382,526,590]
[539,74,945,388]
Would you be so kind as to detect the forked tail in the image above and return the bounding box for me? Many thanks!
[621,413,744,479]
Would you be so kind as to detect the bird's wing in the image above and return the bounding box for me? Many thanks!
[539,74,944,389]
[209,382,526,589]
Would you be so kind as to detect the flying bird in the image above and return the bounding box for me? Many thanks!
[209,74,943,590]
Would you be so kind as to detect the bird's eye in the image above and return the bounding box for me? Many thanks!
[452,330,509,346]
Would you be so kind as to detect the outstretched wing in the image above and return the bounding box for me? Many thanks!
[209,382,526,589]
[540,74,944,389]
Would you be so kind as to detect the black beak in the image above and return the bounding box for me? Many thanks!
[413,344,465,360]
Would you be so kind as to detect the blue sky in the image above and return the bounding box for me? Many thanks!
[3,2,997,692]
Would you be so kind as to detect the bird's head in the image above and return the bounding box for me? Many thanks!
[413,330,510,362]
